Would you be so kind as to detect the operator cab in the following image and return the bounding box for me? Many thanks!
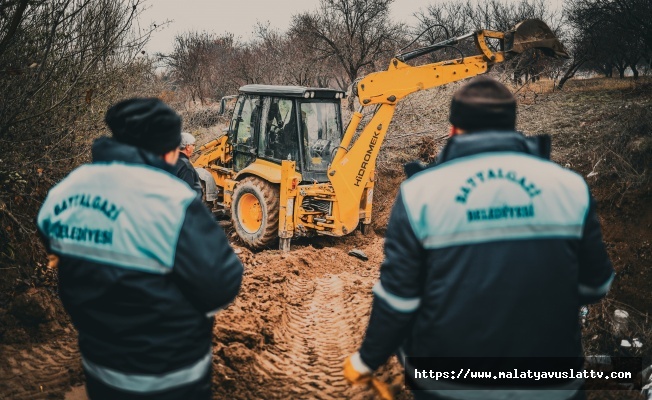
[229,84,345,183]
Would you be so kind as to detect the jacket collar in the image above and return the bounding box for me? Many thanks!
[91,137,176,173]
[436,130,551,164]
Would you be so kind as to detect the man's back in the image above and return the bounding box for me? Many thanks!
[42,160,206,369]
[399,144,592,358]
[38,133,243,397]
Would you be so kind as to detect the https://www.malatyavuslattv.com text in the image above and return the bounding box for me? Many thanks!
[414,368,632,381]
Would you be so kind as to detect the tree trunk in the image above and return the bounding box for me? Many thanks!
[0,0,30,58]
[617,67,625,79]
[630,64,639,79]
[556,58,585,90]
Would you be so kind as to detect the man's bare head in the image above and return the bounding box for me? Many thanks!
[449,76,516,134]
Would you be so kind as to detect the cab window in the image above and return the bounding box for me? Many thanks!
[300,101,342,172]
[258,97,297,161]
[233,95,262,146]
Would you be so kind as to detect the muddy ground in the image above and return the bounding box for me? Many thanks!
[0,77,650,399]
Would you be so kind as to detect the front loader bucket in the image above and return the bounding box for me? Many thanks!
[505,19,569,59]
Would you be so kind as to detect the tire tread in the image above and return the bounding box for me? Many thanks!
[231,177,280,248]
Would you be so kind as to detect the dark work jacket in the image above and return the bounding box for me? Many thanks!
[358,131,614,395]
[36,137,243,393]
[174,152,203,198]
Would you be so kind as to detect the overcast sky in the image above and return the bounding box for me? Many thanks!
[141,0,563,55]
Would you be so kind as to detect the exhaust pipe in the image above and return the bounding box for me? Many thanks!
[504,19,569,59]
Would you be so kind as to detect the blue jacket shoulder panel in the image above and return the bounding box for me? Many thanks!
[401,152,590,249]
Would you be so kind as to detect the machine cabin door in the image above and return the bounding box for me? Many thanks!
[231,94,262,171]
[257,97,300,164]
[299,100,343,182]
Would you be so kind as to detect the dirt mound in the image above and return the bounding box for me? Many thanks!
[517,79,652,314]
[1,286,70,344]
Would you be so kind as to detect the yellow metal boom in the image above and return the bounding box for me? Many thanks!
[328,30,507,234]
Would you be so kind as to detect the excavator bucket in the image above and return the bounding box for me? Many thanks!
[504,19,569,59]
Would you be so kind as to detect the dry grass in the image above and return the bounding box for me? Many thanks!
[565,77,644,92]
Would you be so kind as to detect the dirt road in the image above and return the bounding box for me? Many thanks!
[208,233,407,399]
[0,336,82,399]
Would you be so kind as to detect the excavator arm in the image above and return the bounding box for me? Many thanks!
[327,20,568,234]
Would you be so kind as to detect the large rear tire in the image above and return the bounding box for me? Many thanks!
[231,177,280,249]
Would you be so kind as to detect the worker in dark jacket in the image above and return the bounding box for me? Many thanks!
[37,98,243,400]
[344,77,614,400]
[175,131,203,198]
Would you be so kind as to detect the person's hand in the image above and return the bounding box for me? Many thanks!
[344,353,394,400]
[343,352,372,384]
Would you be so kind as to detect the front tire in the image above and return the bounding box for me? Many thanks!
[231,177,280,249]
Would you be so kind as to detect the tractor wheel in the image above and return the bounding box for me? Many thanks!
[231,177,280,249]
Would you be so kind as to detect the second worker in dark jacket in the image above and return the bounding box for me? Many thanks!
[175,131,203,198]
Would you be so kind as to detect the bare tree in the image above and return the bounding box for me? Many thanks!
[163,32,234,103]
[290,0,404,91]
[254,23,334,87]
[0,0,162,277]
[412,1,476,63]
[558,0,651,88]
[0,0,160,141]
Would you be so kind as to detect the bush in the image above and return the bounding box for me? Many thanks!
[0,0,166,288]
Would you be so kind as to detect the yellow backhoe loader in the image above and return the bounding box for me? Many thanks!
[193,19,568,251]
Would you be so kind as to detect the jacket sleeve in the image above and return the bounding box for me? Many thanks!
[359,192,425,370]
[177,164,203,198]
[578,194,614,305]
[190,171,203,198]
[172,197,244,316]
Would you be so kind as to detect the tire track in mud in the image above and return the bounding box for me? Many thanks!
[254,272,375,399]
[0,338,82,399]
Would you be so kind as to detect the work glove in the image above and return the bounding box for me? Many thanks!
[344,353,394,400]
[344,352,372,384]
